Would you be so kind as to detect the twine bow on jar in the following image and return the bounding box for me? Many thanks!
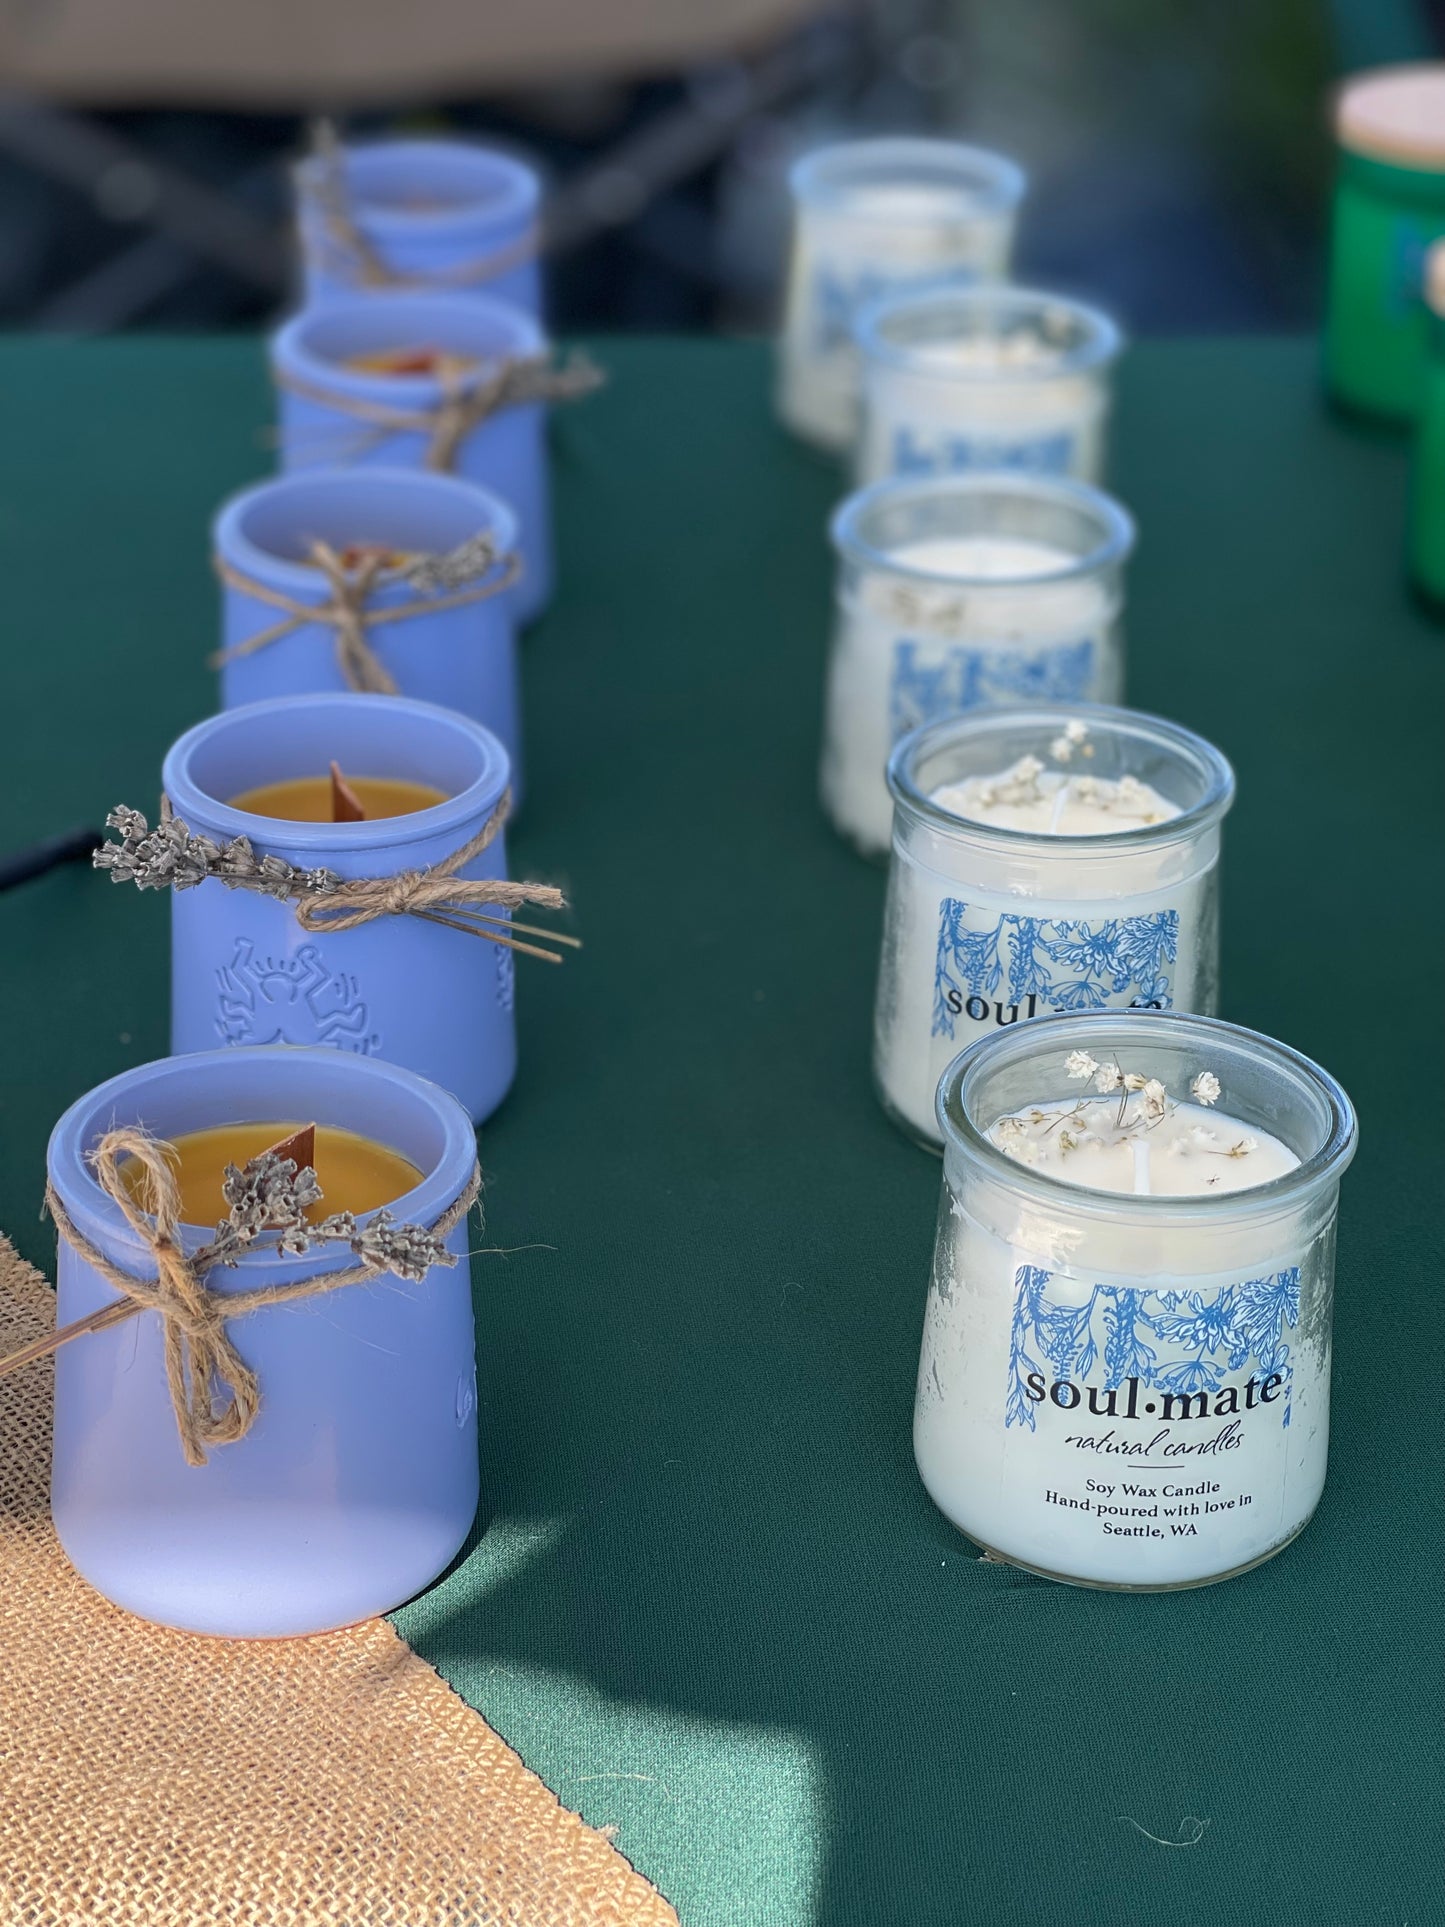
[275,347,606,473]
[212,532,522,695]
[0,1128,482,1466]
[94,789,578,965]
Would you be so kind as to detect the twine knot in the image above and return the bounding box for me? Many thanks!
[213,531,522,692]
[38,1126,481,1466]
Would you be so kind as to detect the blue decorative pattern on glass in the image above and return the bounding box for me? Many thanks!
[888,636,1097,740]
[932,902,1177,1038]
[892,424,1077,477]
[812,263,981,353]
[1005,1264,1303,1433]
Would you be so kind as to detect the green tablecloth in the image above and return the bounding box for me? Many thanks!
[0,336,1440,1927]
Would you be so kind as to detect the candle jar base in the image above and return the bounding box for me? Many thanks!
[941,1514,1315,1593]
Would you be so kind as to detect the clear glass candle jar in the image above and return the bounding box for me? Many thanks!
[915,1012,1358,1590]
[855,285,1122,487]
[777,137,1025,452]
[821,475,1134,857]
[874,704,1234,1150]
[1325,64,1445,423]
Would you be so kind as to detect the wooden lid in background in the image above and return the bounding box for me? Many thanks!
[1336,65,1445,170]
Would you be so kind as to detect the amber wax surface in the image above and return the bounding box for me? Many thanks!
[229,775,447,821]
[124,1122,423,1225]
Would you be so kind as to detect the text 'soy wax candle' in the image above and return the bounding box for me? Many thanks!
[916,1013,1357,1588]
[214,466,524,797]
[1325,64,1445,423]
[855,284,1122,487]
[41,1046,481,1635]
[874,706,1233,1150]
[270,291,600,626]
[778,137,1025,452]
[295,133,543,315]
[94,692,572,1126]
[821,474,1133,857]
[1408,240,1445,607]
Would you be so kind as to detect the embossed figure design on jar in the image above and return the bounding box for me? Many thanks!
[158,692,524,1124]
[873,705,1234,1151]
[778,137,1025,452]
[855,285,1123,488]
[821,474,1134,858]
[915,1013,1357,1589]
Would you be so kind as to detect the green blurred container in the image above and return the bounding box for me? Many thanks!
[1407,241,1445,607]
[1325,65,1445,425]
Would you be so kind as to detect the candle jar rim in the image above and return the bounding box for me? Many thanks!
[1333,62,1445,171]
[273,290,543,404]
[886,702,1235,855]
[296,136,540,231]
[832,472,1135,588]
[789,136,1026,218]
[47,1046,477,1258]
[937,1012,1358,1229]
[162,691,510,854]
[213,464,519,597]
[856,283,1123,381]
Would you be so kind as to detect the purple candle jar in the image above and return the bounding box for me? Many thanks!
[294,136,543,316]
[212,465,523,798]
[162,693,520,1124]
[47,1045,480,1637]
[270,291,552,623]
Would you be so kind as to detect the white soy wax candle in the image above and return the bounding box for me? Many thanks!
[873,705,1234,1150]
[821,475,1133,857]
[855,285,1123,487]
[916,1014,1358,1590]
[778,138,1025,452]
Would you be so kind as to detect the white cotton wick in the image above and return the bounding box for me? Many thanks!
[1047,779,1071,835]
[1131,1138,1152,1197]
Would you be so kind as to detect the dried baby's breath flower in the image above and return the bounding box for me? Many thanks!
[995,1117,1027,1146]
[1065,1050,1099,1082]
[1190,1071,1221,1106]
[1226,1137,1258,1158]
[1141,1078,1168,1123]
[1050,719,1090,763]
[1093,1063,1122,1094]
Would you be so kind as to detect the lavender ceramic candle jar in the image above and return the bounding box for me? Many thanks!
[47,1045,480,1636]
[295,135,543,315]
[271,291,552,623]
[213,465,523,794]
[161,693,521,1124]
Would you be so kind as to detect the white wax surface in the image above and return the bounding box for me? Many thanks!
[893,535,1075,580]
[931,759,1180,835]
[988,1095,1298,1197]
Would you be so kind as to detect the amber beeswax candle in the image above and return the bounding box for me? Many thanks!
[229,774,447,821]
[123,1121,422,1224]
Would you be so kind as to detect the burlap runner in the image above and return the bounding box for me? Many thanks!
[0,1234,678,1927]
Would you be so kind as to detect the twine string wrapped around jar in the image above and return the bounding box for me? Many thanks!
[274,348,605,472]
[1,1128,482,1465]
[212,532,523,695]
[305,117,543,294]
[93,789,576,964]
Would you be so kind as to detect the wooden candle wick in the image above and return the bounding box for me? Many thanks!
[329,762,366,822]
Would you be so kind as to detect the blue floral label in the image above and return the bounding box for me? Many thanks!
[933,903,1177,1038]
[812,262,981,353]
[215,938,380,1054]
[1007,1265,1301,1436]
[889,636,1097,740]
[892,423,1077,477]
